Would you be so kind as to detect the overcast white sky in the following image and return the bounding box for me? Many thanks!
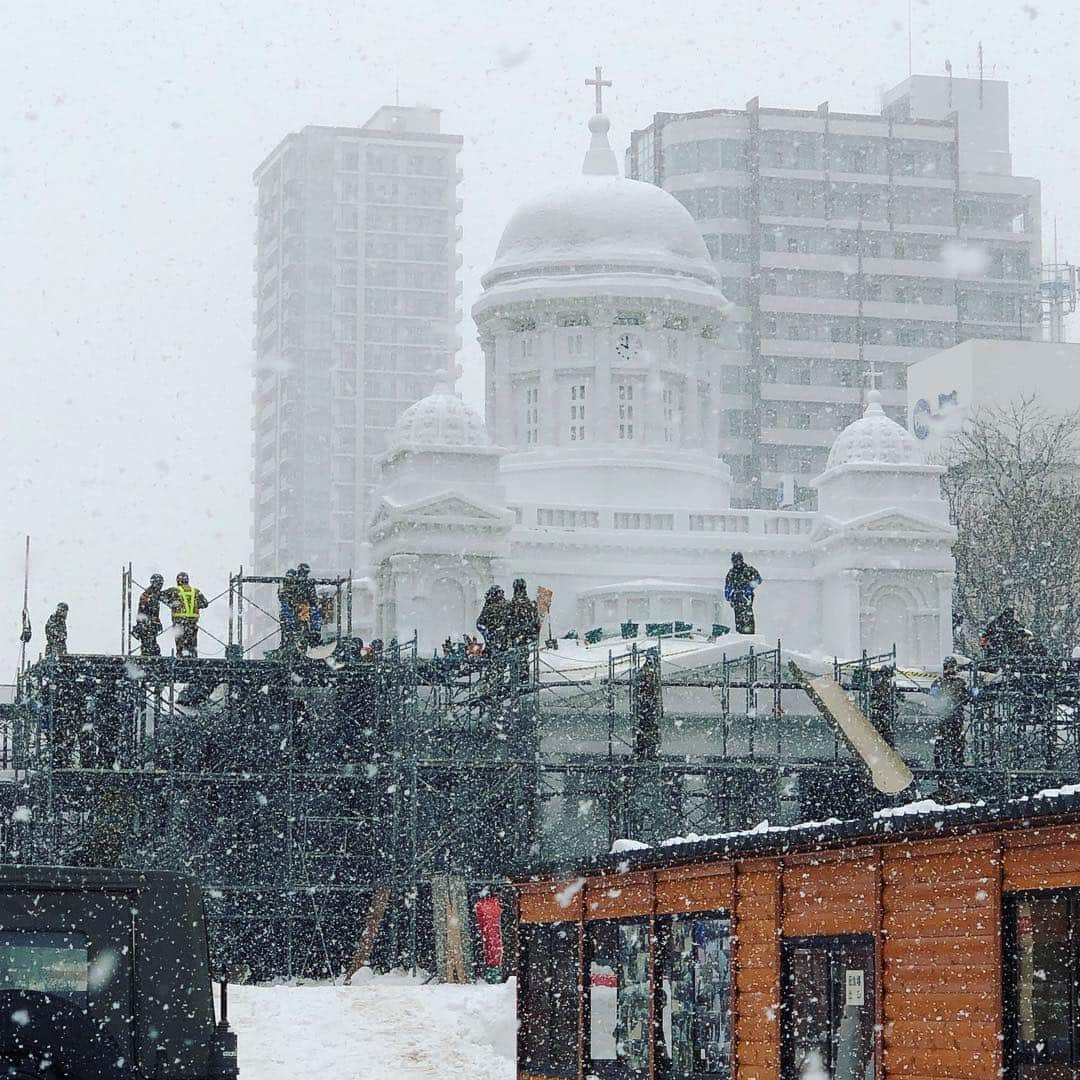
[1,0,1078,671]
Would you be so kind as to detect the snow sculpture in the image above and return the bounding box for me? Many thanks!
[812,391,955,668]
[370,99,956,669]
[371,371,513,651]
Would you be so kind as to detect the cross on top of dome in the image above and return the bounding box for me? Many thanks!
[585,65,611,115]
[581,65,619,177]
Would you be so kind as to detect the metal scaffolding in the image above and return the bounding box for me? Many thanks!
[6,579,1080,977]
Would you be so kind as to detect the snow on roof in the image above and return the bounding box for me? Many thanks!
[591,783,1080,868]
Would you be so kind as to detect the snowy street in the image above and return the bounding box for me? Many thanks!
[229,975,515,1079]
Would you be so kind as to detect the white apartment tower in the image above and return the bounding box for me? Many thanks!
[627,75,1043,507]
[251,106,463,576]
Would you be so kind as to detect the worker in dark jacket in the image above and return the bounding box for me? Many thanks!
[161,572,209,658]
[507,578,541,681]
[45,603,68,658]
[724,552,762,634]
[980,607,1030,666]
[476,586,511,653]
[633,652,663,760]
[132,574,165,656]
[931,656,968,769]
[278,569,299,652]
[868,664,897,748]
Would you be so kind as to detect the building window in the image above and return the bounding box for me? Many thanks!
[523,386,540,445]
[1008,892,1080,1078]
[617,384,635,440]
[566,333,585,357]
[662,386,679,443]
[519,922,579,1077]
[659,914,733,1079]
[588,919,650,1074]
[568,384,587,442]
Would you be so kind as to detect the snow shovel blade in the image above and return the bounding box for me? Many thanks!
[788,661,914,795]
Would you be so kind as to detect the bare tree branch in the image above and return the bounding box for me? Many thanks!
[938,396,1080,652]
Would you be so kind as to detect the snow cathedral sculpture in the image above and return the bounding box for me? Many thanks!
[373,100,955,669]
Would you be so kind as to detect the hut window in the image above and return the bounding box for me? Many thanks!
[659,914,733,1078]
[588,919,650,1075]
[1010,893,1076,1076]
[518,921,579,1077]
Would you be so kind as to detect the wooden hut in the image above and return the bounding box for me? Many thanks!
[513,787,1080,1080]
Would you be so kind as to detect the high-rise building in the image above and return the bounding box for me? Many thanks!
[627,75,1042,507]
[251,106,463,576]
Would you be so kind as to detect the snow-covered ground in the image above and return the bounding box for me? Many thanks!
[230,971,516,1079]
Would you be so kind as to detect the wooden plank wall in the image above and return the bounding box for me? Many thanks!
[733,860,782,1080]
[881,836,1001,1080]
[515,815,1080,1080]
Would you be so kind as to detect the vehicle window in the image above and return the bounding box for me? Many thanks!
[0,931,90,1004]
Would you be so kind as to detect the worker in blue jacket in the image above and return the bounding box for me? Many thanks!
[724,552,762,634]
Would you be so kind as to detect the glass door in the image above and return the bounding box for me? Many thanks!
[1007,891,1080,1079]
[782,935,876,1080]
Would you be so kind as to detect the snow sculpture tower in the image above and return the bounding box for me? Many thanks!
[370,371,513,652]
[472,101,735,519]
[812,390,956,668]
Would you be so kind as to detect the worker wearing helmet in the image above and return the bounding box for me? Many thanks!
[161,572,209,658]
[132,573,166,656]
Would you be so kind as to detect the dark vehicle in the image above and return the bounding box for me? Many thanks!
[0,865,237,1079]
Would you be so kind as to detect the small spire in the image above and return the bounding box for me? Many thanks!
[582,114,618,176]
[432,359,463,396]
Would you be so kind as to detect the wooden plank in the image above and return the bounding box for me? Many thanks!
[584,877,653,920]
[883,965,996,994]
[518,879,584,923]
[884,854,996,887]
[883,1047,996,1079]
[736,966,777,993]
[884,936,995,965]
[1004,867,1080,892]
[345,884,391,978]
[1003,823,1080,850]
[783,904,875,937]
[655,872,732,914]
[883,907,994,937]
[884,1019,999,1050]
[885,990,996,1023]
[882,880,994,910]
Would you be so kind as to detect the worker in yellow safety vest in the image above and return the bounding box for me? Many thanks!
[161,572,209,657]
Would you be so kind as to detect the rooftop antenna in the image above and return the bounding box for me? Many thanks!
[978,41,984,107]
[907,0,913,76]
[945,59,953,108]
[19,535,31,671]
[395,76,400,107]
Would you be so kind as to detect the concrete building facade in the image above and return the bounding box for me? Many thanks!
[627,75,1042,507]
[251,106,463,577]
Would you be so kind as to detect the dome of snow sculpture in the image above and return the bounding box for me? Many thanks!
[393,379,489,450]
[826,390,925,470]
[483,115,721,290]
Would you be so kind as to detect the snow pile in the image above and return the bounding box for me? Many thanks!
[230,973,515,1079]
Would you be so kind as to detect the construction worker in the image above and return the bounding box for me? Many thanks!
[45,603,69,658]
[508,578,541,681]
[132,574,165,656]
[476,586,511,653]
[725,552,762,634]
[931,656,968,770]
[162,572,209,658]
[633,652,663,760]
[278,569,299,652]
[295,563,322,648]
